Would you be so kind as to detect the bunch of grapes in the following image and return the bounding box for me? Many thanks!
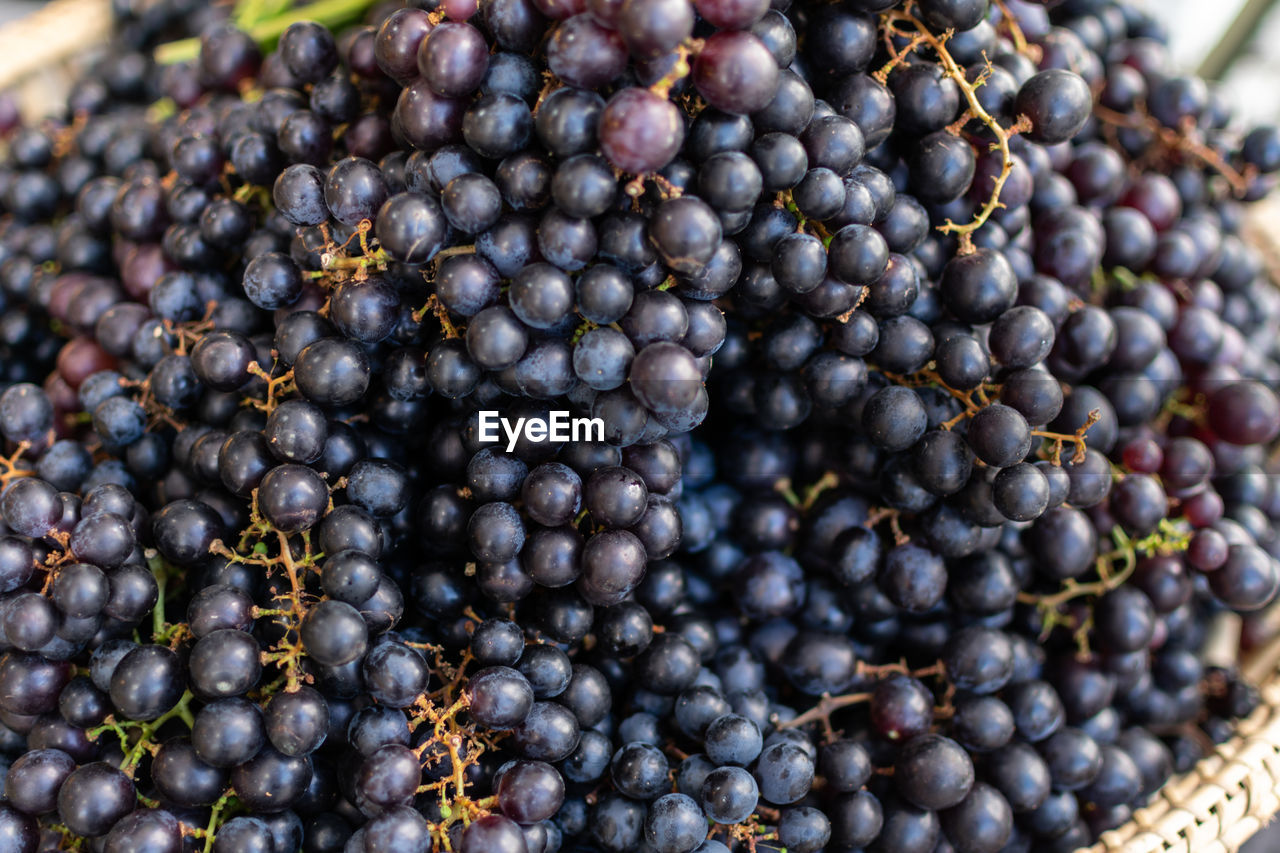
[0,0,1275,851]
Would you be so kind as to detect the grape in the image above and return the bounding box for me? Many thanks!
[5,749,75,815]
[1209,381,1280,445]
[418,22,490,97]
[616,0,693,59]
[645,792,708,853]
[599,87,685,175]
[1017,69,1094,145]
[57,763,136,837]
[939,782,1013,853]
[895,734,974,810]
[1079,744,1143,809]
[862,386,928,452]
[547,14,627,88]
[693,32,779,115]
[0,3,1278,851]
[374,9,433,83]
[231,747,314,813]
[103,808,183,853]
[279,21,339,84]
[754,740,814,804]
[299,600,368,665]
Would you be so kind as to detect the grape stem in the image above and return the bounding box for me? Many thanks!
[1018,520,1191,611]
[321,247,389,273]
[882,365,994,426]
[405,687,502,846]
[165,302,219,357]
[411,294,462,339]
[147,549,172,641]
[234,0,295,30]
[724,815,780,853]
[650,173,685,200]
[199,792,237,853]
[776,662,947,738]
[1032,408,1102,465]
[859,659,947,680]
[864,506,910,545]
[648,40,700,100]
[210,501,328,694]
[44,823,88,852]
[88,690,197,777]
[1093,103,1252,196]
[37,530,75,595]
[991,0,1039,61]
[778,189,832,243]
[119,372,185,433]
[0,440,33,486]
[881,5,1034,254]
[835,285,869,323]
[773,471,840,512]
[871,28,933,85]
[244,362,297,414]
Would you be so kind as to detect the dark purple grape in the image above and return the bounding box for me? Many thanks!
[418,22,490,97]
[547,14,627,88]
[56,762,135,837]
[895,734,974,811]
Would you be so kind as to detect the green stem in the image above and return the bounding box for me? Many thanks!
[772,477,801,509]
[87,718,131,750]
[152,573,166,642]
[146,690,195,735]
[202,793,235,853]
[322,247,390,271]
[155,0,380,64]
[121,690,196,773]
[147,549,174,643]
[235,0,294,30]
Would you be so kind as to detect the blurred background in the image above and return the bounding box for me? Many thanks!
[1163,0,1280,127]
[0,0,30,25]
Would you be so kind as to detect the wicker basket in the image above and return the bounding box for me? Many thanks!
[2,2,1280,852]
[1084,605,1280,853]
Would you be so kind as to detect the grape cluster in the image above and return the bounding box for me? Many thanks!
[0,0,1275,851]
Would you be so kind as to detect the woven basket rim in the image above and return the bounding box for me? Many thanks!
[1085,614,1280,852]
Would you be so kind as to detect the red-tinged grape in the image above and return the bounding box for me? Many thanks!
[694,0,770,29]
[598,87,684,174]
[443,0,481,19]
[1208,381,1280,446]
[533,0,587,18]
[55,337,116,390]
[617,0,694,59]
[547,14,628,89]
[692,31,780,115]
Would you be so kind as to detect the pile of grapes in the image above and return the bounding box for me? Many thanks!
[0,0,1278,850]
